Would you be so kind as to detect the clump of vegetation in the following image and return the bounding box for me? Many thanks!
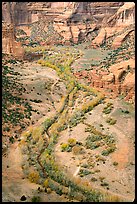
[113,161,118,166]
[60,143,71,152]
[101,146,116,156]
[69,110,85,127]
[31,196,41,202]
[106,117,117,125]
[9,136,15,144]
[103,102,114,114]
[120,109,130,114]
[91,177,98,182]
[100,182,109,187]
[84,123,116,155]
[30,99,42,103]
[78,168,91,177]
[31,126,44,142]
[67,138,77,147]
[28,171,40,183]
[43,179,49,188]
[72,145,85,155]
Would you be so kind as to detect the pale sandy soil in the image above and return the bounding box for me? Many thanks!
[54,99,135,201]
[2,61,71,202]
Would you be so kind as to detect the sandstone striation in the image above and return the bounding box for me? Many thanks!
[2,2,125,45]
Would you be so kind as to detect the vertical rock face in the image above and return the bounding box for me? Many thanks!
[92,2,135,48]
[2,22,24,59]
[2,2,126,45]
[2,2,24,59]
[2,2,13,23]
[2,2,135,61]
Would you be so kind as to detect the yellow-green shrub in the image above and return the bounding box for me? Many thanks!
[60,143,71,152]
[67,138,76,147]
[32,126,43,142]
[28,171,40,183]
[43,179,49,188]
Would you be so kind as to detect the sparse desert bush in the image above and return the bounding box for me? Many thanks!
[100,182,109,187]
[69,110,85,127]
[9,136,15,143]
[95,155,106,162]
[113,161,118,166]
[28,171,40,183]
[72,145,85,155]
[43,179,49,188]
[31,196,41,202]
[67,138,77,147]
[43,117,55,132]
[121,109,130,114]
[60,143,71,152]
[78,168,91,177]
[91,177,98,182]
[101,146,116,156]
[85,134,102,150]
[103,103,114,114]
[106,117,117,125]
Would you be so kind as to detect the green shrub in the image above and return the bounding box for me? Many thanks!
[101,146,116,156]
[113,161,118,166]
[100,182,109,187]
[9,136,14,143]
[106,117,117,125]
[78,169,91,177]
[103,103,113,114]
[91,177,98,182]
[31,196,41,202]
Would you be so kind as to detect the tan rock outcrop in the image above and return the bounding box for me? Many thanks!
[109,59,135,82]
[102,73,114,83]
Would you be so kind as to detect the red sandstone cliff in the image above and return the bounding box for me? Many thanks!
[2,2,125,45]
[92,2,135,48]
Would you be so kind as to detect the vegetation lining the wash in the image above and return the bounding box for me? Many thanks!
[19,45,121,202]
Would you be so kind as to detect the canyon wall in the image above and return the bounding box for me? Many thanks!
[2,22,24,59]
[2,2,125,45]
[92,2,135,48]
